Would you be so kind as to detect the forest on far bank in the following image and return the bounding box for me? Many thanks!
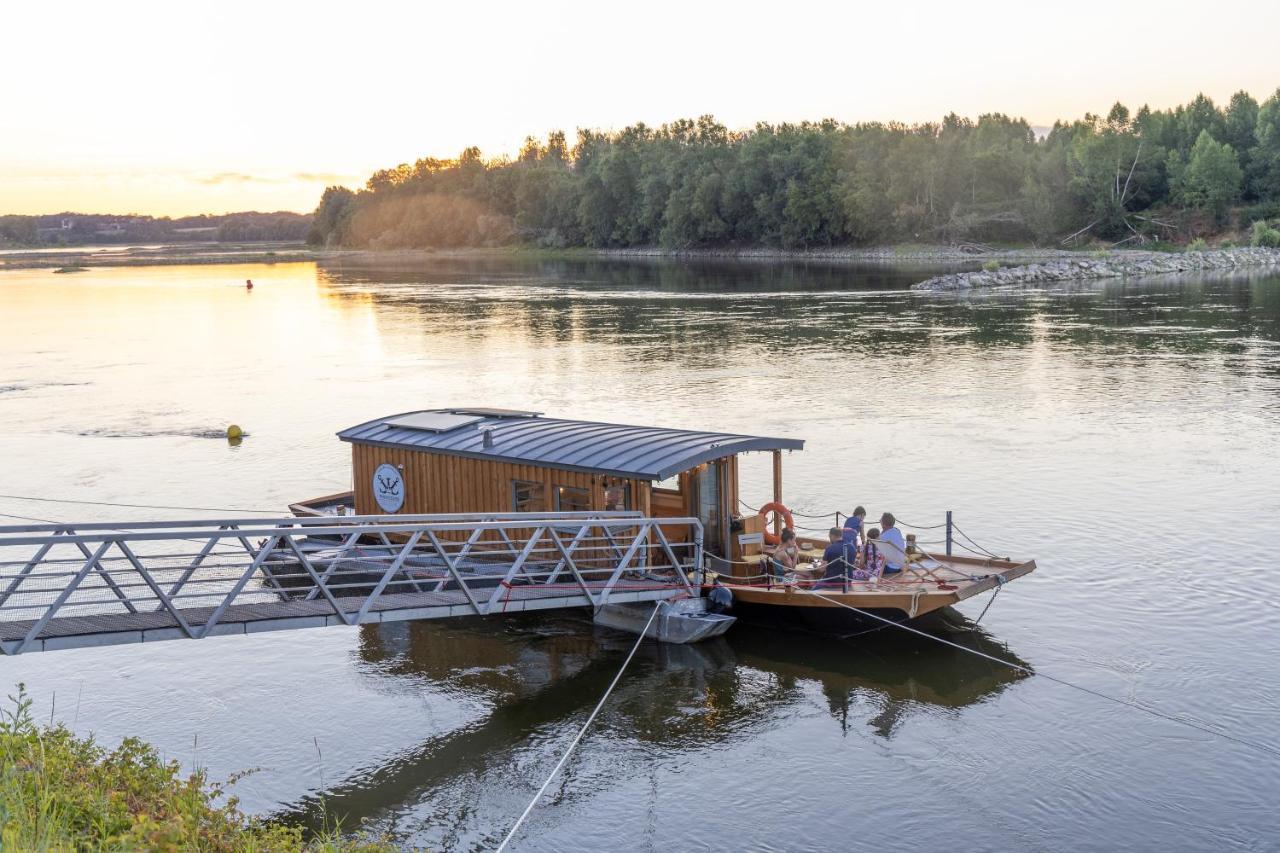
[308,88,1280,252]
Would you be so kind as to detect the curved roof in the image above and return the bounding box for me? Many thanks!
[338,408,804,480]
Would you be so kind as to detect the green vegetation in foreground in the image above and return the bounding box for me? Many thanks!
[309,87,1280,252]
[0,686,388,851]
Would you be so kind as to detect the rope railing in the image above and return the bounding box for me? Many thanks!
[737,498,1015,564]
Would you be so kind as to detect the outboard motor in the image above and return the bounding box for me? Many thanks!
[706,582,733,614]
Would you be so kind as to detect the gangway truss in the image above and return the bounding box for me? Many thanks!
[0,512,703,655]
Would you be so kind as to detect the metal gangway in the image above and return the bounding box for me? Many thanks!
[0,512,703,655]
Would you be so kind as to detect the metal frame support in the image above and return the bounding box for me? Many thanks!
[0,513,704,656]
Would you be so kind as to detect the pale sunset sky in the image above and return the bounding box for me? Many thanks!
[3,0,1277,217]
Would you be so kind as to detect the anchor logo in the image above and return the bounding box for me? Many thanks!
[372,463,406,513]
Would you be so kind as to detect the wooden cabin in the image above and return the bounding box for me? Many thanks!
[336,408,804,563]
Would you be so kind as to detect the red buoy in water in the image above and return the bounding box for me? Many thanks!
[245,279,254,290]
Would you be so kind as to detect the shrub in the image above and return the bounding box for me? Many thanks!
[981,259,1000,271]
[1251,220,1280,248]
[0,685,388,851]
[1186,237,1209,252]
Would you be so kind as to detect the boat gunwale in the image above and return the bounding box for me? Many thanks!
[719,557,1036,614]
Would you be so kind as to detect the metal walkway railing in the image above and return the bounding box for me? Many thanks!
[0,512,703,655]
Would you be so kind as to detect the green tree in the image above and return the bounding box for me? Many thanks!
[1250,89,1280,201]
[1223,91,1260,188]
[307,186,357,245]
[1169,129,1243,219]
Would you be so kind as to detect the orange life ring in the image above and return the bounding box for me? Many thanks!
[758,502,794,546]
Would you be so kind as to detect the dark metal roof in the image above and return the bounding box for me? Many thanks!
[338,409,804,480]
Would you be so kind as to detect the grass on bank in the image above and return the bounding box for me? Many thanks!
[0,685,389,851]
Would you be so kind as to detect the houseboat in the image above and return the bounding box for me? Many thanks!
[292,407,1035,636]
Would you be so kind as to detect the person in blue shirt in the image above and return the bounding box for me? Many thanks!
[820,527,853,585]
[842,506,866,546]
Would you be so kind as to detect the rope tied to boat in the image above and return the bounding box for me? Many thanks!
[495,600,662,852]
[795,588,1280,762]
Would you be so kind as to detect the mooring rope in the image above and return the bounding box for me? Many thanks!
[495,600,662,852]
[800,588,1280,760]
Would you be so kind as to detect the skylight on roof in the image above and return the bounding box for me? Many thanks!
[384,412,484,433]
[447,408,542,418]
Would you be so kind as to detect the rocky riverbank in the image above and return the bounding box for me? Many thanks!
[911,247,1280,291]
[0,242,1112,271]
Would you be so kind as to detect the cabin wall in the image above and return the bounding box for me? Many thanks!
[350,443,740,559]
[351,443,627,516]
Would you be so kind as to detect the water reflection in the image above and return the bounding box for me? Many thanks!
[313,258,1280,366]
[728,612,1029,739]
[276,609,1027,837]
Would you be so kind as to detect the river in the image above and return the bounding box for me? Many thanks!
[1,257,1279,851]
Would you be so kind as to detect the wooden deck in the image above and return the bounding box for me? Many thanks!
[721,554,1036,621]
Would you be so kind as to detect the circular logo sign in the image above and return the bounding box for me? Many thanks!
[372,463,405,513]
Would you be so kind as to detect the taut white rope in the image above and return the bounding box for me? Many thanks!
[495,600,663,852]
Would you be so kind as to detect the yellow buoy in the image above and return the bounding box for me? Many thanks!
[226,424,244,440]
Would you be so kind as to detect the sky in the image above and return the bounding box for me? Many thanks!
[3,0,1278,217]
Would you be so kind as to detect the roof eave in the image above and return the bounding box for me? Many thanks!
[339,434,805,481]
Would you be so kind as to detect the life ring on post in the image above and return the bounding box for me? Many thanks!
[758,502,794,546]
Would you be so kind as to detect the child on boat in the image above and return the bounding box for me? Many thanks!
[819,527,854,585]
[842,506,866,546]
[854,528,885,580]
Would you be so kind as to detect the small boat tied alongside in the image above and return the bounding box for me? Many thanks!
[290,406,1036,642]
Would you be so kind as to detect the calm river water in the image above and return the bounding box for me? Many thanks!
[2,257,1279,851]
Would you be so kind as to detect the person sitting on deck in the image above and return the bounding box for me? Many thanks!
[858,527,886,578]
[842,506,866,547]
[770,528,800,581]
[819,527,853,585]
[878,513,906,574]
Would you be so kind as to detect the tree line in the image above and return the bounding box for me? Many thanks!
[0,212,312,248]
[309,88,1280,251]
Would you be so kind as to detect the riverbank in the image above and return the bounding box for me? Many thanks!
[0,242,1145,272]
[0,687,386,850]
[0,242,315,271]
[910,247,1280,291]
[8,242,1280,277]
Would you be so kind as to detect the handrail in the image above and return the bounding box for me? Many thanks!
[0,512,705,655]
[0,514,690,547]
[0,510,645,536]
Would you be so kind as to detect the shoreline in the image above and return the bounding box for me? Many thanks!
[1,242,1151,272]
[3,242,1274,275]
[911,247,1280,291]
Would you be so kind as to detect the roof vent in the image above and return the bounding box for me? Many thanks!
[481,428,494,448]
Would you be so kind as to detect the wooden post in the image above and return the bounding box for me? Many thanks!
[771,450,783,538]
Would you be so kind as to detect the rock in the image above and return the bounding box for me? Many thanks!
[911,248,1280,292]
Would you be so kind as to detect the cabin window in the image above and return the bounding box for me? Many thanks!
[511,480,545,513]
[555,485,591,512]
[652,474,680,494]
[601,477,631,511]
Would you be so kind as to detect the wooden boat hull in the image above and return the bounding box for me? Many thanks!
[718,555,1036,637]
[289,491,355,518]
